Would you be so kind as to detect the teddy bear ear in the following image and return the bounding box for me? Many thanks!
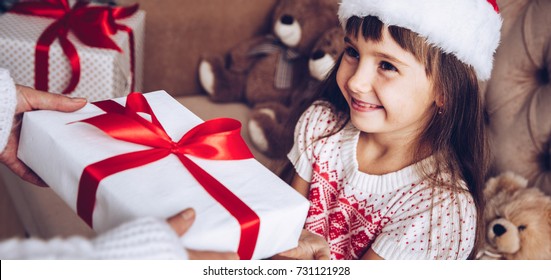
[484,176,499,198]
[484,171,529,198]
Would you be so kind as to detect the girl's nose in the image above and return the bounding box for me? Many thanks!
[347,64,374,95]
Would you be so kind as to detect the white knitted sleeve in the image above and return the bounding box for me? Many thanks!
[0,217,188,260]
[0,68,17,153]
[92,217,188,260]
[287,101,340,182]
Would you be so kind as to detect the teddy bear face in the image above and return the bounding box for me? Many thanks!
[272,0,339,54]
[483,172,551,259]
[309,27,345,81]
[485,190,550,258]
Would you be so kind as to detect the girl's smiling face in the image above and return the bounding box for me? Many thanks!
[337,26,437,140]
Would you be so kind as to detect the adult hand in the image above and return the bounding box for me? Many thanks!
[0,85,87,186]
[273,229,330,260]
[167,208,239,260]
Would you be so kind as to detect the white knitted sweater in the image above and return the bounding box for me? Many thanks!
[0,217,188,259]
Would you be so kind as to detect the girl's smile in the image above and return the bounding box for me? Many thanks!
[350,97,383,112]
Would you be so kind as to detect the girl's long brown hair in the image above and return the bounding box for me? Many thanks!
[282,16,489,259]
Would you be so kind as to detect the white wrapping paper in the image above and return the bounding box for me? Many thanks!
[18,91,309,259]
[0,8,144,101]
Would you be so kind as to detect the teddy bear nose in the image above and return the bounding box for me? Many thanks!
[311,50,325,60]
[493,223,507,236]
[280,14,294,25]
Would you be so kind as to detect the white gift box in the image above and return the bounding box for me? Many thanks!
[18,91,309,259]
[0,7,144,101]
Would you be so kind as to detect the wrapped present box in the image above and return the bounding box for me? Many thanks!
[17,91,309,259]
[0,1,144,101]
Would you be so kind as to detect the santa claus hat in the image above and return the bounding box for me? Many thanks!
[338,0,502,80]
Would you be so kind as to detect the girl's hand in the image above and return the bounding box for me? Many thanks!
[273,229,330,260]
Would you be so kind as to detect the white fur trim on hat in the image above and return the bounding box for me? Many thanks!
[338,0,502,80]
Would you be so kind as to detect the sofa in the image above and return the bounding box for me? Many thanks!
[1,0,550,239]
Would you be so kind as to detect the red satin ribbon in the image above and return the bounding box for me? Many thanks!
[75,93,260,260]
[10,0,138,94]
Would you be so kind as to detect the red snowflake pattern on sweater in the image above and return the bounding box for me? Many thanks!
[305,160,391,260]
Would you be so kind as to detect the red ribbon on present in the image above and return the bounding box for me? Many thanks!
[10,0,138,94]
[75,93,260,260]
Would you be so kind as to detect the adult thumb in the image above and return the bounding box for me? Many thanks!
[167,208,196,237]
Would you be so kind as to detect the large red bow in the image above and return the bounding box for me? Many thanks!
[10,0,138,94]
[75,93,259,260]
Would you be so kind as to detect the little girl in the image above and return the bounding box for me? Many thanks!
[284,0,502,260]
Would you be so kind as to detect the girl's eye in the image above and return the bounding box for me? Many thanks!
[344,46,359,59]
[380,61,398,72]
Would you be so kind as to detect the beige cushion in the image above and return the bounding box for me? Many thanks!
[485,0,551,195]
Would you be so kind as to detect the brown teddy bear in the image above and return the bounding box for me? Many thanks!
[247,27,345,159]
[198,0,339,107]
[477,172,551,260]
